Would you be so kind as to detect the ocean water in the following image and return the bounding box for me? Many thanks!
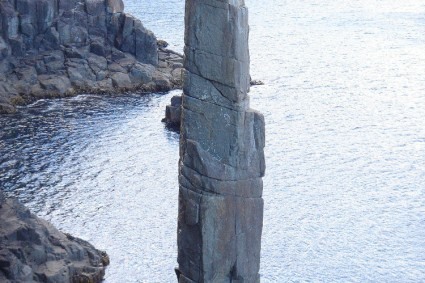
[1,0,425,282]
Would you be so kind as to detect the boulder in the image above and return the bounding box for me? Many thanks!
[15,66,38,85]
[129,63,155,84]
[108,62,126,73]
[172,67,183,84]
[111,72,132,89]
[38,75,72,95]
[88,53,108,73]
[97,78,113,91]
[64,46,88,59]
[0,103,16,114]
[152,71,172,91]
[162,95,182,127]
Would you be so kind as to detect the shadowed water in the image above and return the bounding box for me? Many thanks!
[1,0,425,282]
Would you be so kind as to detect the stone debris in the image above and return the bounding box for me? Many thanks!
[176,0,265,282]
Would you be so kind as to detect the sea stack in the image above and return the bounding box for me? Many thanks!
[177,0,265,282]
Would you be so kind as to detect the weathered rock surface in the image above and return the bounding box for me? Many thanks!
[0,0,183,114]
[177,0,265,282]
[162,78,264,128]
[0,190,109,282]
[162,94,182,128]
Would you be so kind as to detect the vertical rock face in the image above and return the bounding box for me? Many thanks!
[0,0,157,65]
[177,0,265,282]
[0,0,185,114]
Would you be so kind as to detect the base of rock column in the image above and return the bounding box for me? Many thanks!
[177,185,263,283]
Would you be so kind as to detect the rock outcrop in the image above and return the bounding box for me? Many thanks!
[176,0,265,282]
[0,190,109,282]
[162,94,182,129]
[0,0,183,114]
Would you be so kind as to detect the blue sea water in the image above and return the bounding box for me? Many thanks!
[1,0,425,282]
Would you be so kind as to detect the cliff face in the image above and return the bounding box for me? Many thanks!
[0,0,183,114]
[0,0,157,64]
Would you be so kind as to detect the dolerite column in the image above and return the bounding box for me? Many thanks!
[177,0,265,282]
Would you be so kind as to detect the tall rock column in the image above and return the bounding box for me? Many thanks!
[177,0,265,282]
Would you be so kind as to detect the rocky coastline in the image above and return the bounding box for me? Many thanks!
[0,0,183,114]
[0,190,109,282]
[0,0,183,281]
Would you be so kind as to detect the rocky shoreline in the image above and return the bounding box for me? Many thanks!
[0,0,183,281]
[0,190,109,282]
[0,0,183,114]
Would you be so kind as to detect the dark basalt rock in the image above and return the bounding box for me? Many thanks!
[176,0,265,282]
[250,79,264,86]
[162,94,182,129]
[0,190,109,283]
[0,0,183,114]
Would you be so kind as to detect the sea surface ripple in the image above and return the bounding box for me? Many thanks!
[1,0,425,282]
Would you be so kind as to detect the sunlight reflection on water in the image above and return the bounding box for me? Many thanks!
[1,0,425,282]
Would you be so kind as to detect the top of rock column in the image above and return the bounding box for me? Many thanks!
[183,0,250,107]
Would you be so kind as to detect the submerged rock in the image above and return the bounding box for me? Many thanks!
[0,190,109,283]
[250,79,264,86]
[0,0,183,114]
